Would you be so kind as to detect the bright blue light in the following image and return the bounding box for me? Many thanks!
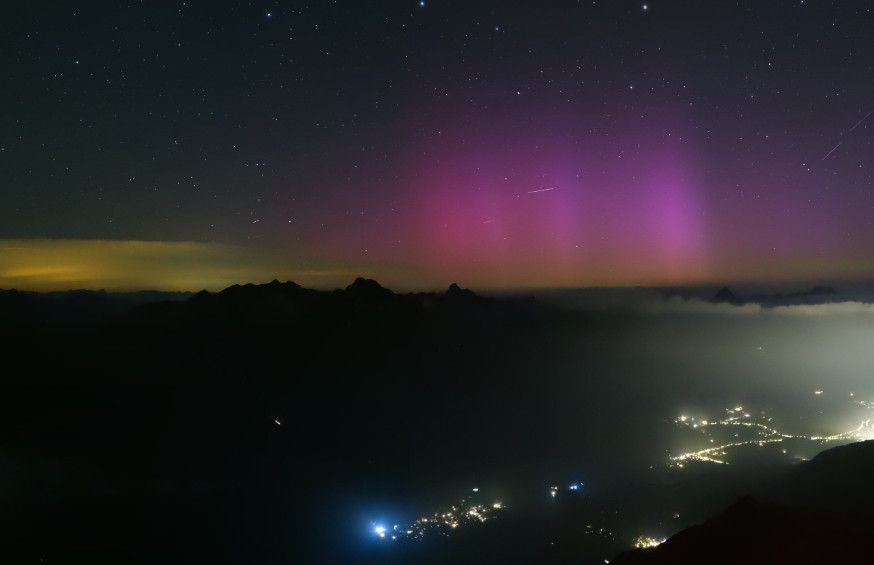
[568,482,583,491]
[419,1,425,7]
[373,524,387,538]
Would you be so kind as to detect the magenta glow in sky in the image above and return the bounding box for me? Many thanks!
[4,2,874,290]
[403,117,709,286]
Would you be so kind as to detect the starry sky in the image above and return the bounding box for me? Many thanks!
[2,1,873,291]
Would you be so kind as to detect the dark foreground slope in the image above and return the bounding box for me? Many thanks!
[613,440,874,565]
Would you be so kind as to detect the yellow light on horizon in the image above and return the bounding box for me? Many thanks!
[0,239,377,292]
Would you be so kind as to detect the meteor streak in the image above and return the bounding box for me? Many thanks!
[525,187,558,194]
[821,140,843,160]
[849,110,873,132]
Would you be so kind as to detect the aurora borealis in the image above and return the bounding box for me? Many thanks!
[2,2,873,290]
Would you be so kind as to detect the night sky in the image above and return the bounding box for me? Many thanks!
[2,1,873,290]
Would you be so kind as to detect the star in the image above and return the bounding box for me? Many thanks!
[642,4,649,11]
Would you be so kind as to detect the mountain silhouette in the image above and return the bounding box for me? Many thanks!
[709,285,844,307]
[344,277,394,298]
[711,286,740,304]
[112,278,513,342]
[446,282,478,301]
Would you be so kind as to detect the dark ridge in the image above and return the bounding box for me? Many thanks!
[612,440,874,565]
[191,289,211,301]
[114,277,514,339]
[446,282,478,300]
[808,285,837,295]
[613,495,872,564]
[747,285,840,306]
[0,287,191,328]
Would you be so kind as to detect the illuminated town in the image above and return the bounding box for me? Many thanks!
[668,398,874,467]
[371,483,590,543]
[632,536,667,549]
[372,396,874,551]
[372,489,506,542]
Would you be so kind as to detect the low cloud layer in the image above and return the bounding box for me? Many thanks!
[648,297,874,317]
